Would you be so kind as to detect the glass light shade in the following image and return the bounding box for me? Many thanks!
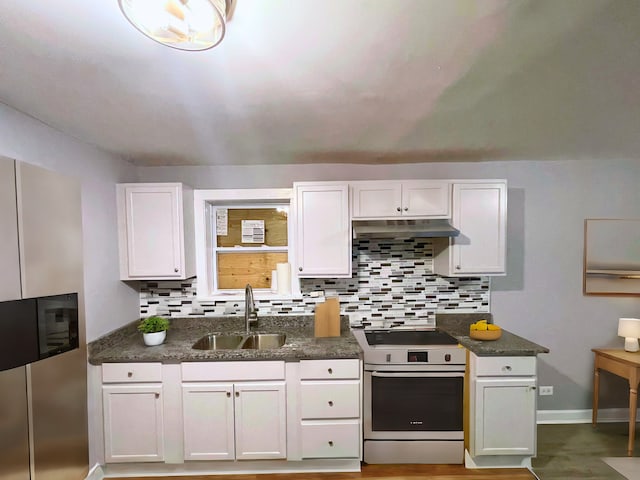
[617,318,640,352]
[119,0,227,51]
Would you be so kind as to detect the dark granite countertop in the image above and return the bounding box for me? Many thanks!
[437,313,550,357]
[88,315,361,365]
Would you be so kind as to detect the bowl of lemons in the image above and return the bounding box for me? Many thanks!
[469,319,502,341]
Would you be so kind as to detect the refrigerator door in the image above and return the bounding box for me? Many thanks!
[29,348,89,480]
[0,157,21,302]
[0,366,30,480]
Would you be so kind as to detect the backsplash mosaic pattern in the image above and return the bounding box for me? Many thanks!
[139,238,490,329]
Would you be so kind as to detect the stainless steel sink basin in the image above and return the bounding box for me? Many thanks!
[192,333,286,350]
[241,333,286,350]
[192,334,244,350]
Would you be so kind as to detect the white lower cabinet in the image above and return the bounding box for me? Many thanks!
[298,359,361,459]
[181,361,287,461]
[100,358,362,472]
[102,363,164,463]
[467,353,537,468]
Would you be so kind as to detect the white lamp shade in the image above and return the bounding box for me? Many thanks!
[618,318,640,352]
[119,0,227,51]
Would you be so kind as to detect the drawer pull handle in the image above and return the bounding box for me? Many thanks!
[328,400,334,407]
[328,368,333,374]
[328,441,334,447]
[503,365,512,371]
[127,372,133,378]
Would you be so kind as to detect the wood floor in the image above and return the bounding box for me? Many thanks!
[118,463,537,480]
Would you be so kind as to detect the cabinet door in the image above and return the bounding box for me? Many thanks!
[234,382,287,460]
[401,181,451,218]
[182,383,235,460]
[295,183,351,277]
[473,377,536,456]
[434,182,506,276]
[351,182,402,218]
[118,184,185,279]
[103,384,164,463]
[452,182,506,274]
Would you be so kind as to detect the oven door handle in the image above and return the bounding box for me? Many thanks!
[370,371,465,378]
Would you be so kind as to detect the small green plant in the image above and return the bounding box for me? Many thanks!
[137,315,170,334]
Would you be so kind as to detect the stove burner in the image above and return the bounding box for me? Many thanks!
[364,329,458,346]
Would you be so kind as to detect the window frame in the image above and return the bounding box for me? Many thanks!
[194,188,299,300]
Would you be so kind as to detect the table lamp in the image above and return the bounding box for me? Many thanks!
[618,318,640,352]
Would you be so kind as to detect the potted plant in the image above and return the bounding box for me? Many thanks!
[137,315,170,346]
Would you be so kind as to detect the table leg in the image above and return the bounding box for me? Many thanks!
[592,367,600,427]
[629,374,639,456]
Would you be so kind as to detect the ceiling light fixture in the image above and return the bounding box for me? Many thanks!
[118,0,233,51]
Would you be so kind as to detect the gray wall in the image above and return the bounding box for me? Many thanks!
[138,158,640,412]
[0,103,141,340]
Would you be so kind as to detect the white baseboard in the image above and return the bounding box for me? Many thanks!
[85,463,104,480]
[537,407,640,424]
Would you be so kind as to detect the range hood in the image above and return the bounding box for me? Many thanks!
[352,219,460,239]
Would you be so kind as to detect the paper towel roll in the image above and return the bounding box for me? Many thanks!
[276,262,291,295]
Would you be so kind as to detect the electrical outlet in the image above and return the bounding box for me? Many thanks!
[539,386,554,396]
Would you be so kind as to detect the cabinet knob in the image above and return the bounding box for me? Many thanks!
[502,365,512,372]
[174,268,179,273]
[235,391,240,397]
[328,400,334,407]
[226,392,231,397]
[299,267,303,272]
[328,441,334,447]
[127,372,133,378]
[396,207,401,212]
[404,207,408,211]
[155,393,159,399]
[327,368,333,374]
[455,265,461,270]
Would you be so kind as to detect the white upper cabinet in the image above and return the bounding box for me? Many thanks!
[433,181,507,276]
[351,180,451,219]
[117,183,195,280]
[294,182,351,278]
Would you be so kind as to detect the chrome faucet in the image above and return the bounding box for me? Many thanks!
[244,284,258,333]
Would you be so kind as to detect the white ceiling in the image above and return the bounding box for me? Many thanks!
[0,0,638,167]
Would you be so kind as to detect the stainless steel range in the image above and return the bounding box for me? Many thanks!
[353,327,466,464]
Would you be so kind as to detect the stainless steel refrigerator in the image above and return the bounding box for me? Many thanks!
[0,157,88,480]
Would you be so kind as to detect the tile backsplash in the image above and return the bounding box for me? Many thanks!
[139,238,490,329]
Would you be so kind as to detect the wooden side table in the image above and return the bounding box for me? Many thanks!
[592,348,640,456]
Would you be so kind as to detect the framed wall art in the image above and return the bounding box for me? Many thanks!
[584,218,640,295]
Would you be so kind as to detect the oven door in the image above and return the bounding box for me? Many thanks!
[364,369,464,440]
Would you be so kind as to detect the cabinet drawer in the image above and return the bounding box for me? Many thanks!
[473,356,536,377]
[299,359,360,380]
[300,420,360,458]
[301,381,359,419]
[102,363,162,383]
[181,361,285,382]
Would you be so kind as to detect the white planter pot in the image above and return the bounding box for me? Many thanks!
[143,331,166,346]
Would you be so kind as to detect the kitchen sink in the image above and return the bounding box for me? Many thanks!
[192,334,244,350]
[241,333,286,350]
[192,333,286,350]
